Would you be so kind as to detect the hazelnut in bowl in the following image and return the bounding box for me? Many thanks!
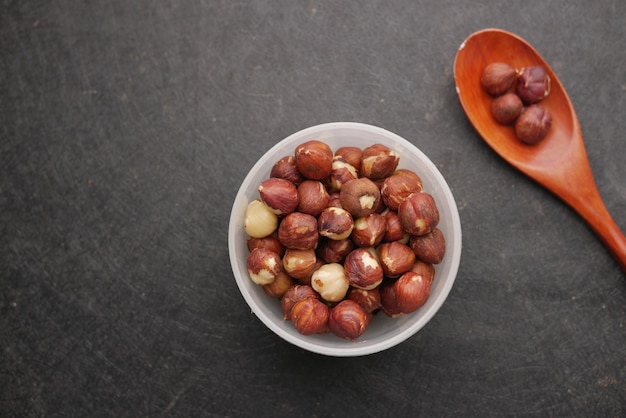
[228,122,462,357]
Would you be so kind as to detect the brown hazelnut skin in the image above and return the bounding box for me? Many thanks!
[491,92,523,125]
[393,272,431,314]
[347,287,382,313]
[381,172,424,211]
[328,300,370,341]
[282,248,317,280]
[262,270,294,299]
[318,207,355,240]
[398,192,440,236]
[246,247,282,285]
[379,241,416,278]
[281,284,318,320]
[291,298,330,335]
[382,210,407,243]
[515,104,553,145]
[325,156,358,192]
[258,177,299,215]
[335,146,363,171]
[294,140,333,180]
[379,279,403,317]
[278,212,319,250]
[516,65,551,104]
[317,237,354,264]
[344,248,384,290]
[297,180,329,216]
[481,62,518,96]
[339,177,381,218]
[360,144,400,180]
[351,213,386,248]
[410,260,436,285]
[327,192,342,208]
[247,235,285,258]
[270,155,304,186]
[409,227,446,264]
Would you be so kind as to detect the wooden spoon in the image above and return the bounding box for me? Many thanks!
[453,28,626,272]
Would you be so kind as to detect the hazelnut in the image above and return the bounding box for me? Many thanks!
[328,300,370,341]
[294,140,333,180]
[325,156,359,192]
[297,180,329,216]
[515,104,553,145]
[480,62,518,96]
[311,262,350,302]
[247,235,285,257]
[379,279,403,317]
[278,212,319,250]
[360,144,400,180]
[246,247,282,285]
[282,248,317,280]
[327,192,342,208]
[410,260,436,285]
[381,172,423,211]
[398,192,439,236]
[351,213,386,248]
[339,177,381,218]
[393,272,431,314]
[291,298,330,335]
[258,177,299,215]
[317,237,354,264]
[409,227,446,264]
[378,241,416,278]
[281,284,318,320]
[270,155,304,186]
[334,146,363,172]
[344,248,384,290]
[516,65,550,104]
[318,207,354,240]
[262,270,294,299]
[491,92,523,125]
[243,199,278,238]
[347,287,382,314]
[381,210,409,243]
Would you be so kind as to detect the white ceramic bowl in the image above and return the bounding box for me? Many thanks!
[228,122,462,356]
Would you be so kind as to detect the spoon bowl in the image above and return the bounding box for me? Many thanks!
[454,28,626,272]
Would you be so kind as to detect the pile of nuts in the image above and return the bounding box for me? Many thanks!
[243,140,446,341]
[481,62,552,144]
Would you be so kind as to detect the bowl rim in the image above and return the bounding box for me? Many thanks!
[228,122,462,356]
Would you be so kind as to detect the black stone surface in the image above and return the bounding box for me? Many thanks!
[2,1,625,417]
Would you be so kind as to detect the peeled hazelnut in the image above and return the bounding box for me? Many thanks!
[247,235,285,257]
[282,248,317,280]
[325,156,359,192]
[291,298,330,335]
[246,247,282,285]
[410,260,436,285]
[244,199,278,238]
[515,104,553,145]
[381,172,423,211]
[339,177,381,218]
[262,270,294,299]
[311,262,350,302]
[258,178,299,215]
[281,284,318,320]
[294,140,333,180]
[278,212,319,250]
[393,271,431,314]
[379,279,403,317]
[297,180,329,216]
[328,300,370,341]
[516,65,550,104]
[491,92,523,125]
[409,227,446,264]
[347,287,382,313]
[344,248,384,290]
[382,210,408,243]
[351,213,386,248]
[318,207,354,240]
[271,155,304,186]
[481,62,518,96]
[360,144,400,180]
[398,192,440,236]
[317,237,354,264]
[334,146,363,172]
[379,241,416,278]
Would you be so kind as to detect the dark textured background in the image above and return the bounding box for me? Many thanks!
[2,1,625,417]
